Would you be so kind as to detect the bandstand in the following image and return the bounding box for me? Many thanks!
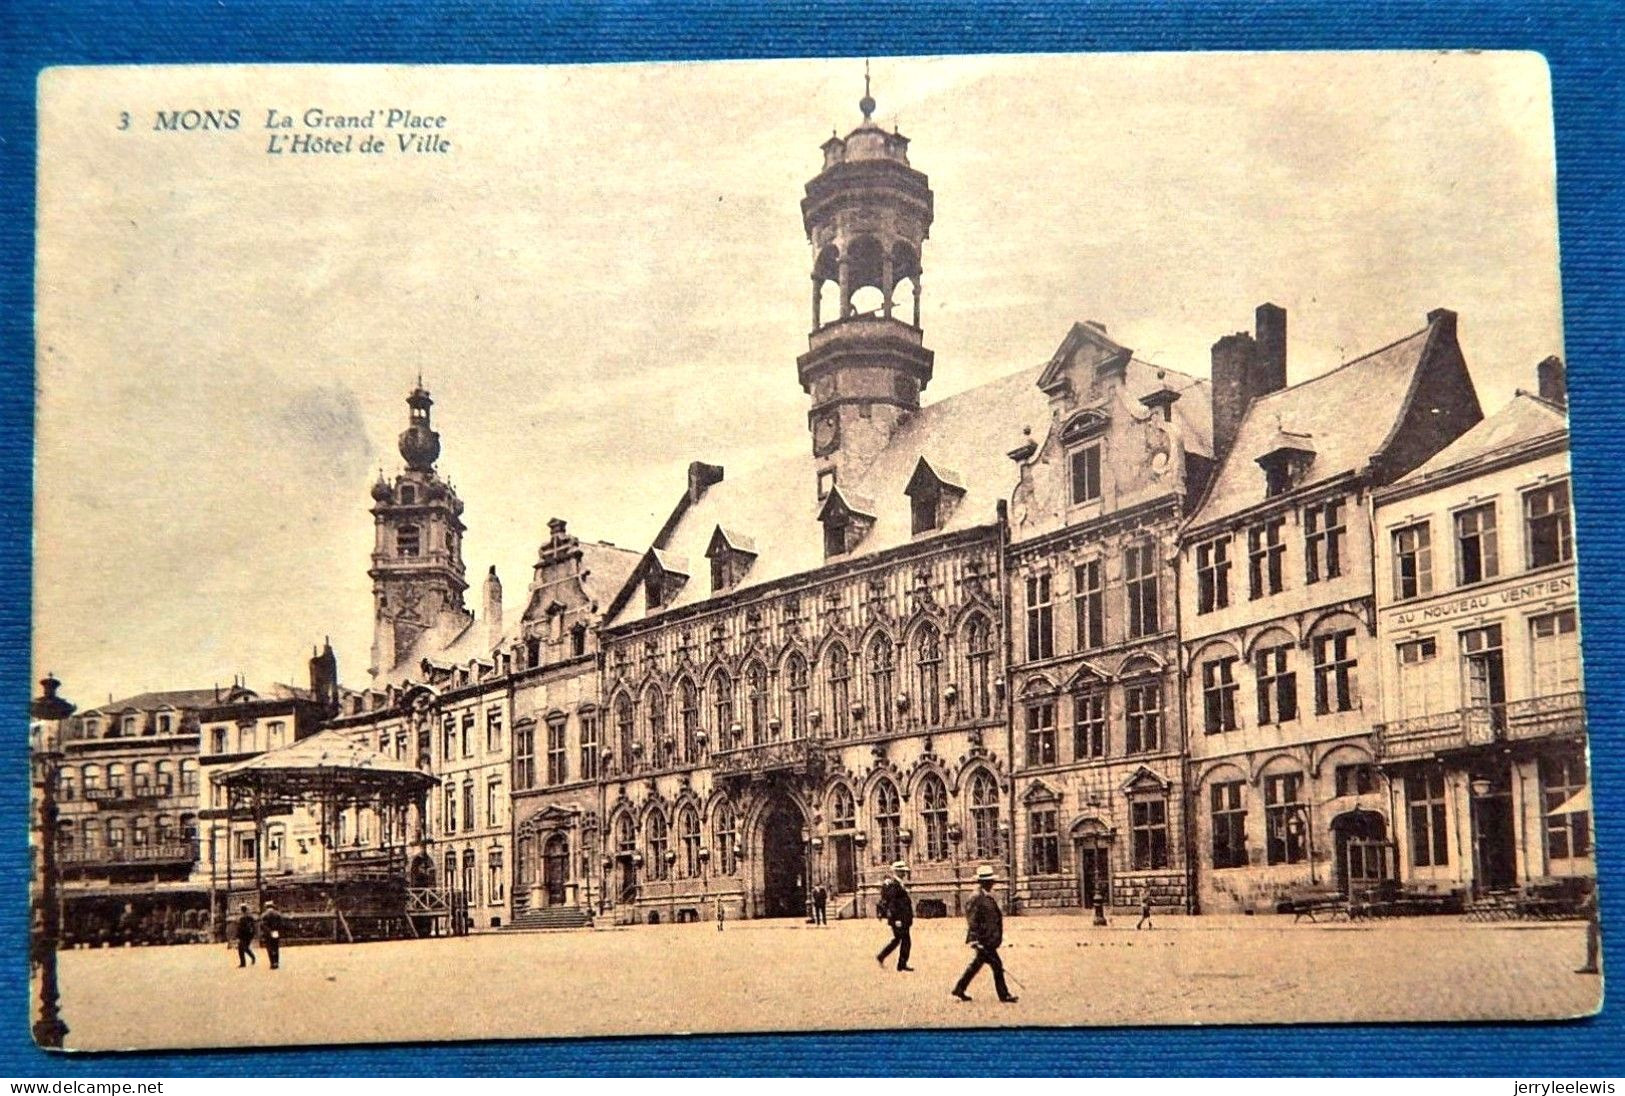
[211,730,443,943]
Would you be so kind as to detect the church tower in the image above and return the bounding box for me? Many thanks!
[798,71,935,484]
[367,383,472,680]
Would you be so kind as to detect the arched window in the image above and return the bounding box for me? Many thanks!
[646,810,670,881]
[920,774,949,861]
[107,818,126,849]
[156,761,175,796]
[714,800,738,875]
[825,644,852,738]
[462,848,478,906]
[444,852,456,895]
[746,661,768,745]
[869,635,896,734]
[155,815,175,845]
[645,686,667,759]
[132,761,152,794]
[397,524,420,557]
[616,812,636,856]
[180,814,197,849]
[831,784,856,830]
[615,694,635,772]
[181,759,198,795]
[107,762,126,797]
[969,770,1000,860]
[81,764,100,795]
[874,779,901,863]
[914,624,943,727]
[57,819,74,855]
[59,766,77,801]
[965,613,995,719]
[679,805,701,877]
[711,670,735,746]
[515,834,533,888]
[679,678,700,762]
[82,819,101,852]
[786,653,810,739]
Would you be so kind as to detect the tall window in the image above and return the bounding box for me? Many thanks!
[786,654,810,739]
[1525,480,1573,568]
[647,811,669,881]
[462,780,475,833]
[1029,808,1060,875]
[487,778,501,827]
[1393,523,1433,600]
[463,850,477,906]
[715,801,738,875]
[1248,517,1286,599]
[546,719,567,785]
[1203,656,1240,734]
[1070,443,1102,505]
[514,724,536,790]
[825,646,852,737]
[615,695,635,770]
[679,806,702,877]
[1303,498,1346,584]
[1211,781,1247,868]
[1541,753,1590,861]
[579,711,599,780]
[488,849,505,904]
[1407,771,1449,867]
[1263,773,1306,865]
[1312,630,1359,714]
[875,780,901,863]
[1531,610,1581,694]
[1026,573,1054,660]
[868,636,895,734]
[397,525,420,557]
[487,709,503,753]
[711,670,735,741]
[920,775,949,861]
[1025,701,1057,767]
[1073,687,1106,759]
[746,662,769,744]
[1073,561,1104,650]
[646,687,667,753]
[964,615,994,718]
[1125,544,1160,637]
[1130,798,1169,869]
[461,712,473,758]
[679,679,701,759]
[831,784,856,830]
[969,771,1000,859]
[1196,537,1230,613]
[1455,503,1499,585]
[1395,637,1438,720]
[1255,644,1298,725]
[443,784,457,835]
[1124,681,1162,753]
[914,625,942,727]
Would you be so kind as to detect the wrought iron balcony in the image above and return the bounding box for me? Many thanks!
[1376,691,1586,761]
[712,737,825,779]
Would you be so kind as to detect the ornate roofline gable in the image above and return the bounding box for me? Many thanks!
[1120,765,1171,796]
[1021,778,1062,806]
[1037,321,1134,397]
[1059,407,1111,446]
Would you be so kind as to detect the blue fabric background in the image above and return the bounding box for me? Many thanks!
[2,0,1621,1076]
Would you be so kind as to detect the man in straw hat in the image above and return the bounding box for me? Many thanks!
[952,865,1017,1003]
[875,860,915,971]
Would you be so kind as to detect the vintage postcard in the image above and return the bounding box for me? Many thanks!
[29,53,1598,1052]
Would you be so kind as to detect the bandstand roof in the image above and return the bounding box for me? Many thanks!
[211,729,437,799]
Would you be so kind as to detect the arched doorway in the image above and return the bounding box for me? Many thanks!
[543,834,569,907]
[1071,819,1112,910]
[759,795,808,918]
[1331,810,1390,896]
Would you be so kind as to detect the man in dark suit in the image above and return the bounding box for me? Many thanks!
[233,904,256,968]
[952,865,1017,1003]
[260,902,284,970]
[875,860,915,971]
[812,883,829,925]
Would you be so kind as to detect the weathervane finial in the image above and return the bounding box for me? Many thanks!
[860,58,876,120]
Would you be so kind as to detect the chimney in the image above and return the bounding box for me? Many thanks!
[1254,303,1287,396]
[1426,307,1458,341]
[484,565,503,654]
[1210,331,1257,464]
[1537,355,1567,408]
[687,461,725,504]
[308,638,339,712]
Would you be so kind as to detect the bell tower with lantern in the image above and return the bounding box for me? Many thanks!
[367,381,472,680]
[798,69,935,483]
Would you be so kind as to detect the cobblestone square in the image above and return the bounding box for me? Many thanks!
[50,915,1603,1051]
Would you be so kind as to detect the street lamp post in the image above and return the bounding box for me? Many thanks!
[31,674,74,1049]
[1287,803,1317,886]
[1469,776,1493,898]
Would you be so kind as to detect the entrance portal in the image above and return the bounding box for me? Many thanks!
[543,834,568,906]
[1330,810,1389,896]
[760,797,808,918]
[1471,769,1517,892]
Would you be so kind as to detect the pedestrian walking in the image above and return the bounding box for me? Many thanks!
[716,897,725,932]
[875,861,915,971]
[1136,887,1154,930]
[1577,884,1602,975]
[952,865,1017,1003]
[260,901,284,970]
[813,883,829,925]
[233,904,257,968]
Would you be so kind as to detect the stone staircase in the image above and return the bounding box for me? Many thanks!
[507,904,594,932]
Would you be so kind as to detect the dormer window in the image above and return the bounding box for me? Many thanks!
[818,487,875,559]
[643,550,690,611]
[707,527,758,593]
[1256,429,1316,498]
[904,458,967,535]
[397,524,420,557]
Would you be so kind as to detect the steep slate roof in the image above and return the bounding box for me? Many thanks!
[93,688,226,714]
[1397,391,1567,484]
[1188,323,1438,528]
[608,350,1210,627]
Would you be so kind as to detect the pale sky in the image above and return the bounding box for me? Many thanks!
[34,53,1563,705]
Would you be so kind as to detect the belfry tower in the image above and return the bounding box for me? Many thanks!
[798,70,935,483]
[367,383,471,680]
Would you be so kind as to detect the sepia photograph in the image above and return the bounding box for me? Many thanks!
[28,50,1599,1053]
